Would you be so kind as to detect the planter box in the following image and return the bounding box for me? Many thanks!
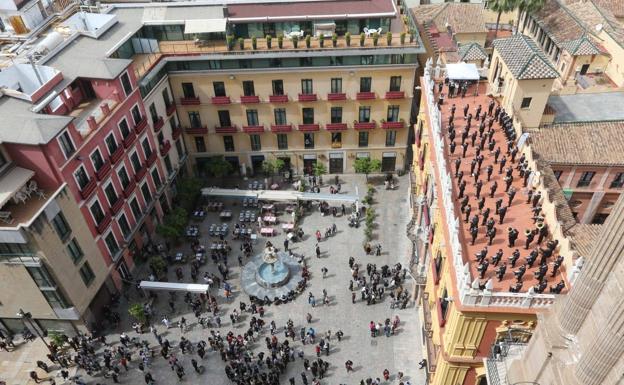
[385,91,405,99]
[381,121,405,129]
[325,123,347,131]
[123,132,137,148]
[135,167,147,182]
[152,117,164,132]
[211,96,231,105]
[298,123,320,132]
[166,103,176,116]
[269,94,289,103]
[215,125,238,134]
[110,146,124,164]
[270,124,292,132]
[240,95,260,104]
[354,121,376,130]
[95,161,111,181]
[79,178,96,200]
[111,198,124,215]
[96,213,112,234]
[172,126,182,140]
[298,93,318,102]
[327,93,347,101]
[242,125,265,133]
[159,141,171,156]
[356,92,376,100]
[123,181,136,198]
[180,97,200,105]
[146,152,158,166]
[134,118,148,134]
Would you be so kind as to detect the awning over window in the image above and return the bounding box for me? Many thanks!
[184,19,227,34]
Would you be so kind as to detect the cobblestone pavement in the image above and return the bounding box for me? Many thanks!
[8,174,426,385]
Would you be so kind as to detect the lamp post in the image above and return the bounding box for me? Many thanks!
[17,309,66,368]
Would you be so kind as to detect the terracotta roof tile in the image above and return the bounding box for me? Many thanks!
[531,121,624,166]
[492,35,558,79]
[588,0,624,18]
[532,0,588,45]
[566,0,624,48]
[411,3,487,34]
[534,159,578,231]
[458,42,487,61]
[566,223,602,259]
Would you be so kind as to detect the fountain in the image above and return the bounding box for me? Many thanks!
[241,242,303,299]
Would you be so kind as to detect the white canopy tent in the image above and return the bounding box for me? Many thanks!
[139,281,210,293]
[184,19,227,34]
[201,187,359,203]
[446,62,480,81]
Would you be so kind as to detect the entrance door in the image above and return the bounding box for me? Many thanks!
[224,156,240,175]
[278,157,291,171]
[329,154,344,174]
[381,155,396,172]
[303,158,316,175]
[251,155,265,175]
[580,64,590,75]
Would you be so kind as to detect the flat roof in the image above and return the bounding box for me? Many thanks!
[547,92,624,123]
[0,96,72,145]
[228,0,396,20]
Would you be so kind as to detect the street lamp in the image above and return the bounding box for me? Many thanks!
[17,309,66,368]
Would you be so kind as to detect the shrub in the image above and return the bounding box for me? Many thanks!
[292,35,299,48]
[332,33,338,47]
[319,34,325,47]
[372,32,379,46]
[278,34,284,49]
[128,303,146,323]
[252,36,257,49]
[266,35,272,48]
[400,32,406,44]
[386,31,392,46]
[345,32,351,46]
[238,37,244,50]
[226,35,234,50]
[360,32,366,47]
[306,35,311,48]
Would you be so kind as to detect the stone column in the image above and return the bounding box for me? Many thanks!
[557,195,624,334]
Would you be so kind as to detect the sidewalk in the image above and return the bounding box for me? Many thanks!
[0,338,75,385]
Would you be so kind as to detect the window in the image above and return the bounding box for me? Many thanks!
[360,77,372,92]
[119,214,131,236]
[304,133,314,149]
[331,78,342,93]
[118,166,130,189]
[176,139,185,161]
[66,238,84,264]
[223,135,235,152]
[164,155,173,175]
[331,133,342,148]
[592,213,609,224]
[553,170,562,181]
[302,108,314,124]
[151,168,162,189]
[195,136,206,152]
[104,183,118,206]
[51,213,71,240]
[611,173,624,188]
[272,80,284,95]
[149,103,158,124]
[131,105,143,126]
[42,290,69,309]
[26,265,56,288]
[104,232,120,256]
[89,200,106,224]
[277,133,288,150]
[120,72,133,96]
[188,111,202,128]
[218,110,232,127]
[390,76,401,92]
[213,81,226,97]
[387,105,400,122]
[141,138,152,159]
[0,242,32,255]
[359,106,371,122]
[243,80,255,96]
[130,152,142,173]
[359,131,369,147]
[301,79,313,94]
[141,183,152,204]
[74,166,89,190]
[130,197,141,220]
[90,149,105,171]
[386,130,397,146]
[274,108,287,125]
[119,118,131,139]
[246,110,259,126]
[105,134,118,155]
[182,82,196,98]
[79,262,95,286]
[162,88,171,109]
[521,97,532,109]
[250,134,261,151]
[577,171,595,187]
[58,131,75,159]
[330,107,343,123]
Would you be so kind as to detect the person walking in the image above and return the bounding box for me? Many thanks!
[284,239,289,251]
[315,244,321,259]
[345,360,354,372]
[321,267,328,278]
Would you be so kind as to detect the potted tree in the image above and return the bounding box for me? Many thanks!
[226,35,234,51]
[128,303,147,325]
[312,162,327,185]
[278,34,284,49]
[400,31,406,45]
[261,158,285,184]
[360,32,366,47]
[266,35,272,48]
[252,36,257,50]
[332,33,338,47]
[386,32,392,46]
[319,34,325,47]
[345,32,351,47]
[306,35,312,48]
[372,32,379,46]
[353,157,382,181]
[292,35,299,48]
[238,37,244,50]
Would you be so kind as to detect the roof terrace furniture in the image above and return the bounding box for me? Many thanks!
[363,27,382,37]
[0,167,35,208]
[0,211,14,224]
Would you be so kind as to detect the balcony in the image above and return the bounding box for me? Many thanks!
[422,295,439,375]
[354,121,376,130]
[152,117,164,132]
[80,178,97,200]
[146,152,158,166]
[242,125,265,133]
[215,125,238,134]
[382,121,405,129]
[110,146,124,164]
[166,103,176,116]
[211,96,231,105]
[180,97,200,105]
[327,93,347,101]
[356,92,376,100]
[240,95,260,104]
[134,117,148,134]
[298,123,320,132]
[385,91,405,99]
[95,161,112,181]
[269,94,289,103]
[185,126,208,135]
[325,123,347,131]
[135,166,147,182]
[123,131,137,148]
[159,141,171,156]
[270,124,292,132]
[96,213,112,234]
[110,198,124,215]
[172,125,182,140]
[298,93,318,102]
[123,181,136,198]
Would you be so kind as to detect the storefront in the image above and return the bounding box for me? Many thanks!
[329,152,344,174]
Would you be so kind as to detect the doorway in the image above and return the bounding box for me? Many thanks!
[381,154,397,172]
[329,153,344,173]
[251,155,265,175]
[224,156,240,175]
[580,64,590,75]
[303,157,317,175]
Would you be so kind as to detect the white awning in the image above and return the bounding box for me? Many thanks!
[0,166,35,208]
[446,62,480,81]
[139,281,210,293]
[184,19,227,34]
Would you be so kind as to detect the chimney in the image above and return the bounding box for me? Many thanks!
[100,102,110,115]
[87,116,97,131]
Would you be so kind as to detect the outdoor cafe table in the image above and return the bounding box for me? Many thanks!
[260,227,275,236]
[282,223,295,230]
[263,216,277,224]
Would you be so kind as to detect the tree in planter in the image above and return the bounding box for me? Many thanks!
[204,156,234,182]
[252,36,257,50]
[360,32,366,47]
[277,34,284,49]
[238,37,244,50]
[409,29,416,43]
[226,35,234,50]
[128,303,146,324]
[312,162,327,185]
[156,207,188,244]
[261,158,285,183]
[149,255,168,278]
[306,35,312,48]
[292,35,299,48]
[332,33,338,47]
[372,32,379,46]
[48,331,67,348]
[354,157,382,181]
[345,32,351,47]
[400,31,406,45]
[386,31,393,46]
[266,35,272,48]
[176,177,202,212]
[319,34,325,47]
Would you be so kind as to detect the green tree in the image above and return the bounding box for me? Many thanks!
[261,158,285,176]
[515,0,545,34]
[156,207,188,243]
[149,255,168,277]
[205,156,234,178]
[176,177,202,211]
[490,0,516,39]
[128,303,146,323]
[312,162,327,177]
[353,157,382,181]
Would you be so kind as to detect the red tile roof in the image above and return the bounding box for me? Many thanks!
[228,0,396,20]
